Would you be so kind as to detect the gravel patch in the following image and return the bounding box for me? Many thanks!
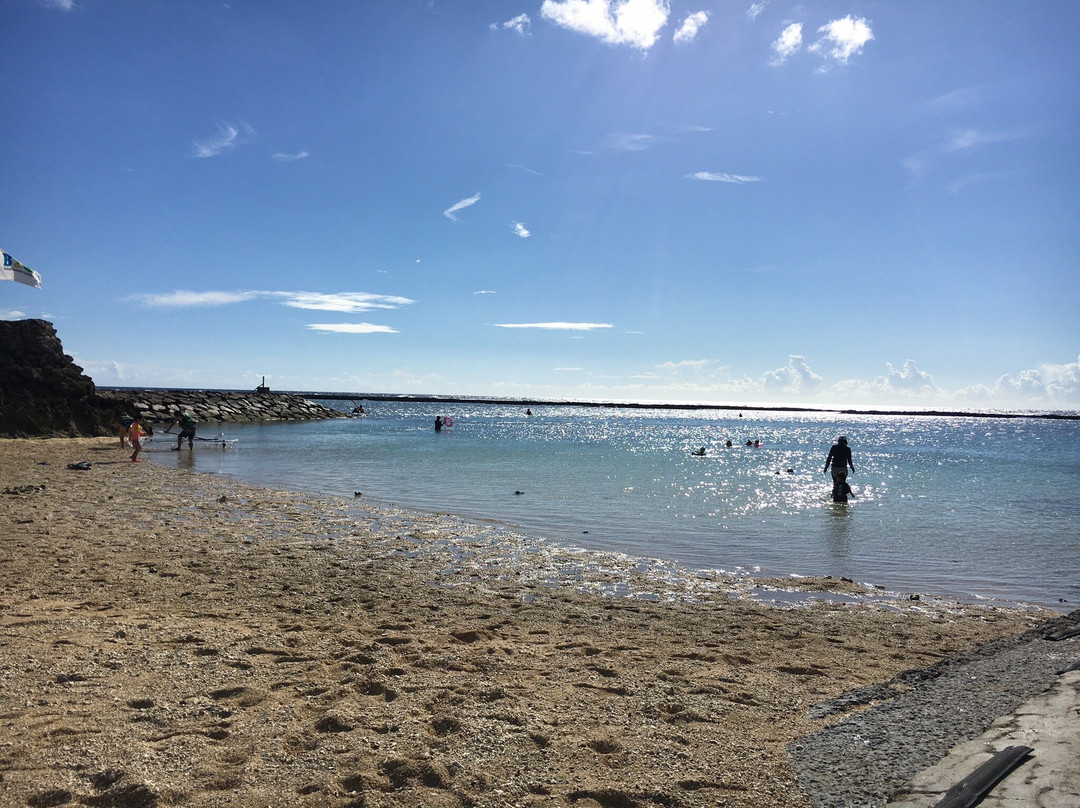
[789,610,1080,808]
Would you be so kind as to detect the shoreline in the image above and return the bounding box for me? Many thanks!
[0,437,1068,807]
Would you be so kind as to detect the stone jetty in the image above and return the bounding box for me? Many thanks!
[97,388,348,426]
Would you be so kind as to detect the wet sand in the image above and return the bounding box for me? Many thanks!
[0,437,1056,808]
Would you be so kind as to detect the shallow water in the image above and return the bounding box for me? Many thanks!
[151,403,1080,610]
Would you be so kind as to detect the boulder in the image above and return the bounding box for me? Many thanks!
[0,319,124,438]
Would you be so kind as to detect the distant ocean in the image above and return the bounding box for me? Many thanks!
[147,401,1080,611]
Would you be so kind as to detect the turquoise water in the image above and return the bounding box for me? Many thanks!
[150,403,1080,610]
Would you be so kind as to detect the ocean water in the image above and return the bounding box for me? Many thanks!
[148,403,1080,611]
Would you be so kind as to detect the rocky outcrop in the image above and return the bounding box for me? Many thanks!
[0,319,347,438]
[97,388,347,426]
[0,319,124,438]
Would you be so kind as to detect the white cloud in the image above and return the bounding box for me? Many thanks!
[833,359,940,401]
[989,355,1080,405]
[923,86,987,112]
[540,0,671,50]
[1,309,28,319]
[603,132,666,152]
[272,150,310,162]
[555,367,584,372]
[41,0,74,9]
[904,128,1029,183]
[473,290,496,295]
[761,355,824,395]
[512,222,531,238]
[946,127,1026,152]
[492,14,532,35]
[193,122,253,158]
[659,359,711,369]
[686,171,762,183]
[444,192,481,221]
[747,2,766,22]
[673,11,708,44]
[136,290,260,308]
[307,323,398,334]
[883,360,935,392]
[135,290,413,314]
[494,322,613,331]
[272,291,414,312]
[809,15,873,65]
[769,22,802,65]
[508,163,542,175]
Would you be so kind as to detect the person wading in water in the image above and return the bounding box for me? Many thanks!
[823,435,855,502]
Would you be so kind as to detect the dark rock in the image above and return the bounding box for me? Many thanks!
[0,319,125,437]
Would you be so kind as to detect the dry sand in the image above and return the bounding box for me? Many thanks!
[0,437,1057,808]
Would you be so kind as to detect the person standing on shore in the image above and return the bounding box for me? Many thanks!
[165,409,197,450]
[118,414,134,449]
[129,414,144,462]
[823,436,854,501]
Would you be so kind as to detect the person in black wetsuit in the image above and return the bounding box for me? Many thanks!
[823,436,854,502]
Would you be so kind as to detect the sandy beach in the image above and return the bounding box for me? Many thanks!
[0,438,1061,808]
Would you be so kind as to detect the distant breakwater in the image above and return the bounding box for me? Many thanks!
[295,392,1080,421]
[97,388,348,425]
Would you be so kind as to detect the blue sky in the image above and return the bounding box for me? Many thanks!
[2,0,1078,410]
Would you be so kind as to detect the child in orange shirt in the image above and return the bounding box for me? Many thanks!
[129,415,144,462]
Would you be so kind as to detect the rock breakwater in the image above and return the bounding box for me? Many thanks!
[98,388,348,425]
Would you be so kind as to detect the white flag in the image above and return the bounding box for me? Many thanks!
[1,249,42,288]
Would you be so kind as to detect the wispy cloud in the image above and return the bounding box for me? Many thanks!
[41,0,74,9]
[494,322,613,331]
[555,367,584,372]
[541,0,670,51]
[809,15,873,65]
[659,359,711,370]
[686,171,762,183]
[307,323,398,334]
[136,290,260,308]
[603,132,666,152]
[473,290,496,295]
[512,222,531,238]
[923,86,988,113]
[193,122,253,158]
[272,150,310,162]
[508,163,542,175]
[674,11,709,44]
[946,127,1026,152]
[904,127,1029,182]
[1,309,28,319]
[746,2,766,22]
[769,22,802,65]
[136,290,413,313]
[271,291,413,312]
[946,171,1013,195]
[444,192,481,221]
[492,13,531,35]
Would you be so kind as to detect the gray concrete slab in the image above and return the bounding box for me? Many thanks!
[885,670,1080,808]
